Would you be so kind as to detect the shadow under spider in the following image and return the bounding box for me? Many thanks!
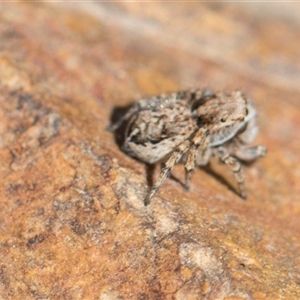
[165,164,242,199]
[148,162,247,200]
[204,158,258,198]
[201,164,239,198]
[108,102,135,150]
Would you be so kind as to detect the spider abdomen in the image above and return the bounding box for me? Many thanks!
[125,99,197,164]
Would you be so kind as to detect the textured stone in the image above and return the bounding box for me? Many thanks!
[0,3,300,299]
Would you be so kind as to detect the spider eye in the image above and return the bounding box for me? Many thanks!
[220,117,227,123]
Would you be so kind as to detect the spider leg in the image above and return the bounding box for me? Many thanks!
[217,147,247,199]
[233,145,267,162]
[144,140,191,205]
[184,128,210,191]
[184,145,196,191]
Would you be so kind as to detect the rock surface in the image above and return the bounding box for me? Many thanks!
[0,3,300,299]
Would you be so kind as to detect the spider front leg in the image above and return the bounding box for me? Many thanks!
[184,128,210,191]
[233,145,267,162]
[144,140,191,206]
[217,147,247,199]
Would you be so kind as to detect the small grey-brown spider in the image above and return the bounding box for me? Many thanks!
[109,89,266,205]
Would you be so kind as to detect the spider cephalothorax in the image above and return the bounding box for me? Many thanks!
[109,89,266,205]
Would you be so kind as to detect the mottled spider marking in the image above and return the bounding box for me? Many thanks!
[109,89,266,205]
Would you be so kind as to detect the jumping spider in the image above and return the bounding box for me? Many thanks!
[109,89,266,205]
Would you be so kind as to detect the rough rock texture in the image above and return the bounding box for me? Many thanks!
[0,3,300,299]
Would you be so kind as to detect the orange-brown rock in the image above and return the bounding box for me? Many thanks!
[0,3,300,299]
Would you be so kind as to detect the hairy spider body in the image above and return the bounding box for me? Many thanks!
[109,89,266,205]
